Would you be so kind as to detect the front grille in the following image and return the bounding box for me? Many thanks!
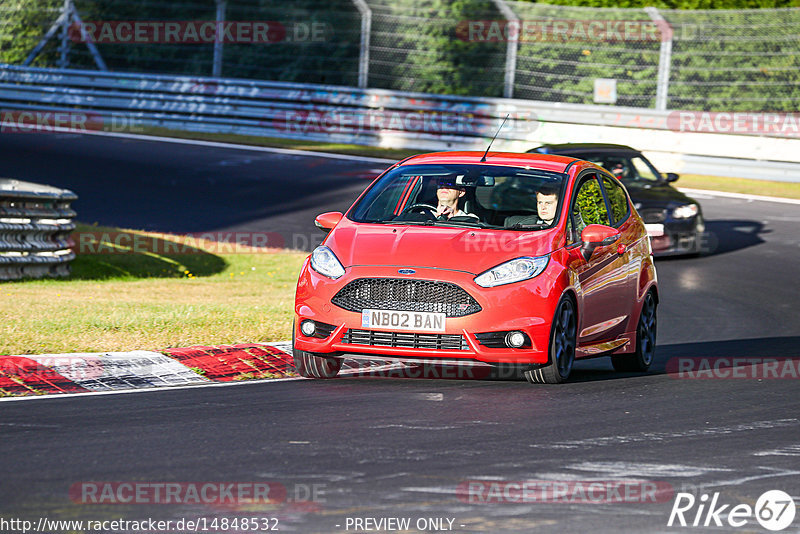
[639,208,667,223]
[342,329,469,350]
[332,278,481,318]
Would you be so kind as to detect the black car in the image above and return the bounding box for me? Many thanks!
[528,143,706,256]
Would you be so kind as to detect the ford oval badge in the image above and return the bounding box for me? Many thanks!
[398,269,416,275]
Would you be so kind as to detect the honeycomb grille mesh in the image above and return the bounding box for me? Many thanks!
[332,278,481,317]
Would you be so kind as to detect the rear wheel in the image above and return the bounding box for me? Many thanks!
[611,290,657,372]
[524,297,577,384]
[292,327,342,379]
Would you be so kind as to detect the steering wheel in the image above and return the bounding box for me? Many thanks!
[403,203,438,218]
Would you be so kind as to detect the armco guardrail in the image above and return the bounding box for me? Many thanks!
[1,65,799,181]
[0,179,77,281]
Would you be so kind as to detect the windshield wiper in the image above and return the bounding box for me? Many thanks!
[507,223,548,230]
[371,219,490,228]
[374,219,436,226]
[432,219,492,228]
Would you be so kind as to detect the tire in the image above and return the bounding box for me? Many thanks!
[292,326,342,379]
[524,297,577,384]
[611,290,657,372]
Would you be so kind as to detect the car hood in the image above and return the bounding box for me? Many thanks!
[324,218,560,275]
[625,182,696,208]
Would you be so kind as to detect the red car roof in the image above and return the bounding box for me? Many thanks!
[400,151,577,173]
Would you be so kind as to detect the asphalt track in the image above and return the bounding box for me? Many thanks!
[0,132,386,251]
[2,132,800,533]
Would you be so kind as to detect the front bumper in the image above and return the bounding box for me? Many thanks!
[294,262,564,365]
[648,215,706,256]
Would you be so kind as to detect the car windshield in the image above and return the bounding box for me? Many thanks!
[348,164,567,230]
[586,155,663,185]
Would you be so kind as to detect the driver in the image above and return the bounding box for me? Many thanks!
[435,176,479,221]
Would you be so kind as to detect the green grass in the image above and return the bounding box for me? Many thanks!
[677,174,800,200]
[0,224,306,355]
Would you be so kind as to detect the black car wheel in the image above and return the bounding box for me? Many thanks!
[524,297,577,384]
[612,290,657,372]
[292,325,342,379]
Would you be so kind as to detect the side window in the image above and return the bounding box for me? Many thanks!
[602,176,629,225]
[567,175,610,244]
[596,156,630,181]
[575,175,610,227]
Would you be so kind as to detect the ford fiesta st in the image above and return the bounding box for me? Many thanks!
[293,152,658,384]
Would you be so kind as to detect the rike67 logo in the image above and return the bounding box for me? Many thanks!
[668,490,796,531]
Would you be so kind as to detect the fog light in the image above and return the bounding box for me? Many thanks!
[697,218,705,233]
[505,331,526,348]
[300,320,316,337]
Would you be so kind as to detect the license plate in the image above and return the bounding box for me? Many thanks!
[645,223,665,237]
[362,309,446,332]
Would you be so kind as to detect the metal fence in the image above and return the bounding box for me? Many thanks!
[0,65,535,147]
[2,65,799,183]
[0,179,77,280]
[2,1,798,113]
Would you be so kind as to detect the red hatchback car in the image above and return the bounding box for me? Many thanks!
[293,152,658,384]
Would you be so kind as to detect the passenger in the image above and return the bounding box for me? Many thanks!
[503,183,560,228]
[535,184,559,225]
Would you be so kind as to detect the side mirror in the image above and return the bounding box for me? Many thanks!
[580,224,620,261]
[314,211,343,233]
[665,173,679,183]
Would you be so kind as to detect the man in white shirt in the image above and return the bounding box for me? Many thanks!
[435,178,479,221]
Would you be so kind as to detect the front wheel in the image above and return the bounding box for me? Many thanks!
[292,327,342,379]
[293,350,342,378]
[524,297,577,384]
[611,290,657,372]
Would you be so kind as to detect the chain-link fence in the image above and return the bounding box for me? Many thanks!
[662,7,800,112]
[506,3,663,108]
[367,0,507,96]
[0,0,362,86]
[2,0,798,112]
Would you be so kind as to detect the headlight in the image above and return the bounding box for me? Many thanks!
[310,246,345,279]
[672,203,699,219]
[474,256,549,288]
